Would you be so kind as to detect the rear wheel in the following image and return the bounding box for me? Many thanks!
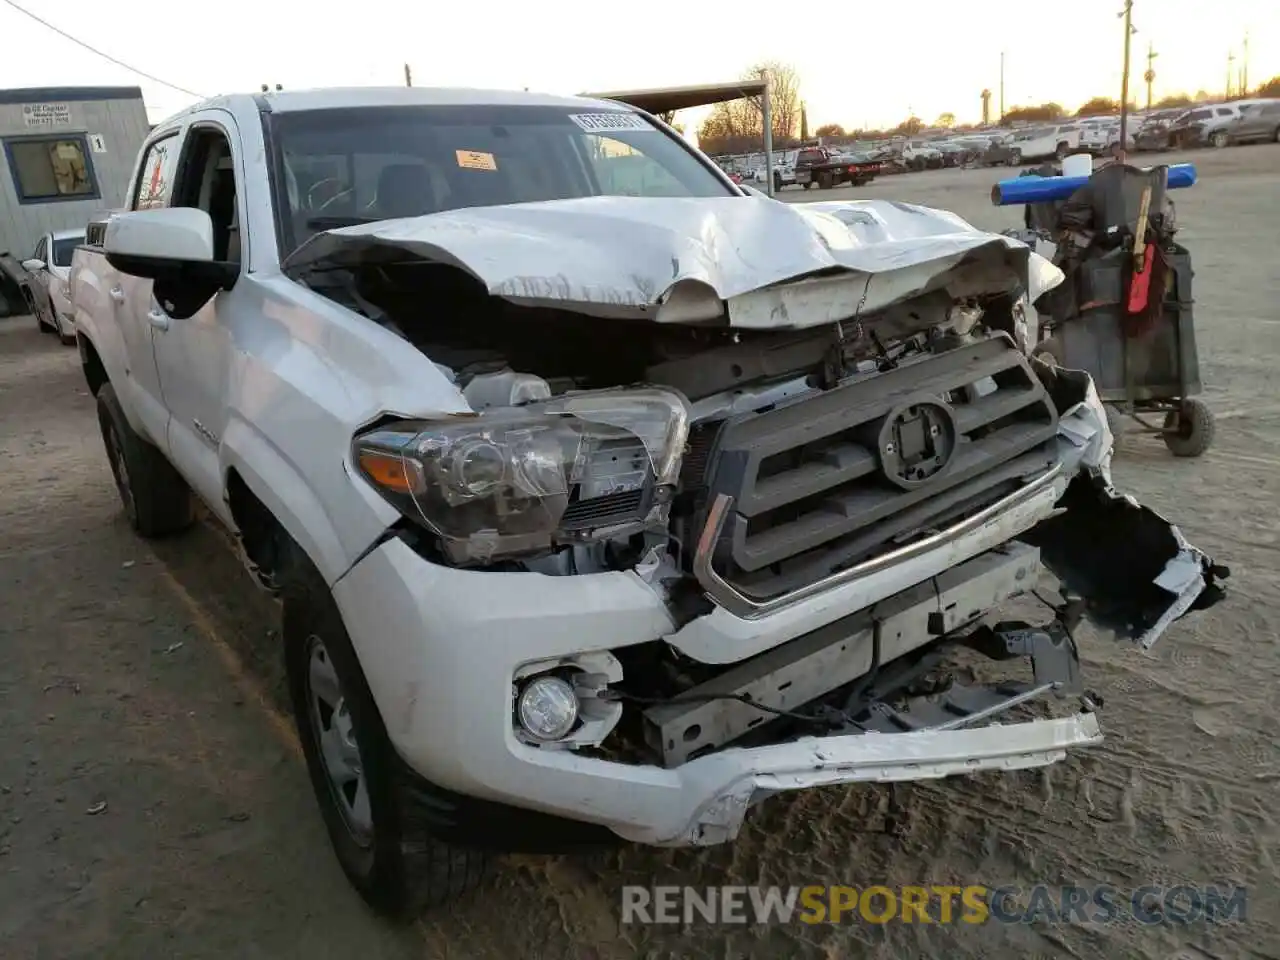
[95,383,195,537]
[802,181,812,190]
[1055,142,1069,160]
[1163,399,1215,458]
[284,573,489,918]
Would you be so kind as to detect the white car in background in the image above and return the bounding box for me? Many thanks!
[1078,120,1117,155]
[1007,123,1082,162]
[22,228,86,344]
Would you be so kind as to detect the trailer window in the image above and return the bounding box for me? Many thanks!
[4,135,99,204]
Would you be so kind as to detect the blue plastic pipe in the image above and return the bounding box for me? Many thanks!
[990,163,1197,206]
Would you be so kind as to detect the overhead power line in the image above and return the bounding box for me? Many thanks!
[0,0,205,99]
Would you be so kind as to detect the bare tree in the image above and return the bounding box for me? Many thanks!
[696,61,804,154]
[748,61,802,142]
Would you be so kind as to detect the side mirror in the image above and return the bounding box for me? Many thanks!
[22,258,46,273]
[104,207,236,320]
[105,206,216,267]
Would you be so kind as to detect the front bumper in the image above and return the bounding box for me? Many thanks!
[328,374,1222,848]
[329,467,1083,847]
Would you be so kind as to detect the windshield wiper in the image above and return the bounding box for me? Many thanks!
[305,215,379,230]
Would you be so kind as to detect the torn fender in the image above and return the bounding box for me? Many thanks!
[282,196,1064,330]
[1023,475,1228,649]
[1023,360,1229,648]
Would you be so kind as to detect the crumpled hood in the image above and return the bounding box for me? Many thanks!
[283,195,1063,330]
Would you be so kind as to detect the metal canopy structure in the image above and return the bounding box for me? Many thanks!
[582,78,776,196]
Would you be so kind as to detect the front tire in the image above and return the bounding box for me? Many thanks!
[95,383,195,537]
[284,576,489,918]
[1211,130,1229,148]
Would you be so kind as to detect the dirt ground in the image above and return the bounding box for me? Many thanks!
[2,145,1278,960]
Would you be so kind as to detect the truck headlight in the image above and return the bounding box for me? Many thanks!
[353,387,689,563]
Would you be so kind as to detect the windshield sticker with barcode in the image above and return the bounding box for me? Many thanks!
[456,150,498,171]
[568,113,653,133]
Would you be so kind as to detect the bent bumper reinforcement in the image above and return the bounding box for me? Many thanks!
[626,711,1103,846]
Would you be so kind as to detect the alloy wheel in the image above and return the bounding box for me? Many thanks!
[305,635,374,847]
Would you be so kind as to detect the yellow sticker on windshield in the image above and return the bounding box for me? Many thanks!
[456,150,497,171]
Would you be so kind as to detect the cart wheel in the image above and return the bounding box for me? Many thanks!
[1163,399,1215,458]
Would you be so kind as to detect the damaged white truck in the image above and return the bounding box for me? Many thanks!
[69,87,1228,918]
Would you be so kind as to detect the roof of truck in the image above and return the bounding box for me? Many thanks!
[159,86,627,125]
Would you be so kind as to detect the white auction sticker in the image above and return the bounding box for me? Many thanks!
[569,112,653,133]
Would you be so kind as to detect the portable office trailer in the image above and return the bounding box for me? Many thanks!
[0,86,150,261]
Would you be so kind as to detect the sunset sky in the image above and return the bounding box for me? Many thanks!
[1,0,1275,132]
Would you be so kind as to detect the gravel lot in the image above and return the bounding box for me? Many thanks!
[2,145,1277,960]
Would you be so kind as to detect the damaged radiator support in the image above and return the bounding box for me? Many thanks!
[644,542,1043,767]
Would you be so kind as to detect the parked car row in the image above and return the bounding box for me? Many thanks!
[1134,99,1280,150]
[716,100,1277,193]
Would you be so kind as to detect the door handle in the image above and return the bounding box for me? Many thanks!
[109,287,126,303]
[148,310,170,331]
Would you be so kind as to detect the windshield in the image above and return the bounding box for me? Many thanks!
[50,236,83,267]
[269,104,733,254]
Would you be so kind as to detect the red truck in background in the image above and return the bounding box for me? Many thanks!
[793,146,882,190]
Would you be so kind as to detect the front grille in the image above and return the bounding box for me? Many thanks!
[699,334,1059,602]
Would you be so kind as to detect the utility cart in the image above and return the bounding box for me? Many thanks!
[996,160,1215,457]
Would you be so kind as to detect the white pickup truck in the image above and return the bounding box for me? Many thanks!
[1006,123,1084,163]
[69,86,1226,919]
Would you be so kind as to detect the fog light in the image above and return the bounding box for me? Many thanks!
[517,675,579,742]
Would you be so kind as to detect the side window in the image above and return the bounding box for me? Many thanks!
[170,127,241,265]
[133,135,180,210]
[1217,108,1234,117]
[584,135,690,197]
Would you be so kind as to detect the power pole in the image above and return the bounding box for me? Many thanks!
[1118,0,1134,162]
[1242,31,1250,94]
[999,52,1005,122]
[1144,42,1158,110]
[1226,50,1235,99]
[404,63,412,87]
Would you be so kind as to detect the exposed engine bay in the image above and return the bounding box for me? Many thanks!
[306,255,1040,585]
